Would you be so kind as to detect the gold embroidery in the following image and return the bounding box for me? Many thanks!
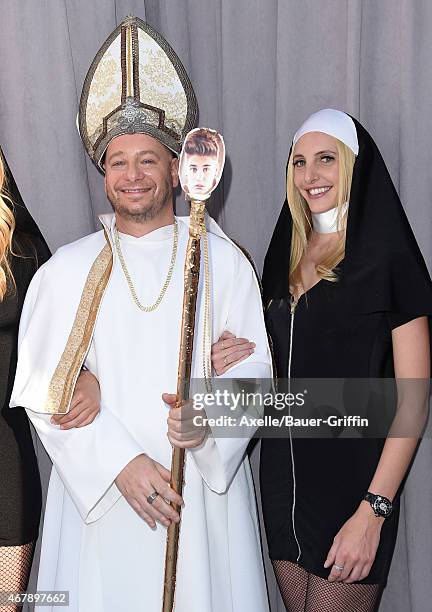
[87,46,121,139]
[44,243,113,414]
[79,16,197,170]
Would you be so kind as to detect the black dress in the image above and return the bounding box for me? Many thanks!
[260,265,418,584]
[0,233,50,546]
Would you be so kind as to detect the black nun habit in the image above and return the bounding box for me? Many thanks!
[260,110,432,583]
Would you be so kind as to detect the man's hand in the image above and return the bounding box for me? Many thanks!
[163,393,208,449]
[115,454,183,529]
[51,370,101,429]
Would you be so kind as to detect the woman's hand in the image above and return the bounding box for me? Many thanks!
[51,370,101,429]
[324,502,384,583]
[211,330,255,375]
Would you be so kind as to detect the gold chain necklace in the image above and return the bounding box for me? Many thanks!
[113,219,179,312]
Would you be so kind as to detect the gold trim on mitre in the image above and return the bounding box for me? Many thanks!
[78,15,198,173]
[44,239,113,414]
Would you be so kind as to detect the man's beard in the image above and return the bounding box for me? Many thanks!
[109,179,173,223]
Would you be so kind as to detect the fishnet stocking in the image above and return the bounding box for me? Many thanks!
[0,541,35,611]
[273,560,382,612]
[273,560,307,612]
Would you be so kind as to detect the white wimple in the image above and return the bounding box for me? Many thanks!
[311,203,348,234]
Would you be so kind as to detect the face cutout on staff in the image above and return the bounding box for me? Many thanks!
[179,128,225,201]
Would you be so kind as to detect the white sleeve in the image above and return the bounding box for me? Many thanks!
[189,249,272,493]
[26,407,143,523]
[14,266,143,524]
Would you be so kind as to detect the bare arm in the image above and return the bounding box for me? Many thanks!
[366,316,429,499]
[325,316,430,583]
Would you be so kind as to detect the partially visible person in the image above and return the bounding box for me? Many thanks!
[212,109,432,612]
[0,150,100,611]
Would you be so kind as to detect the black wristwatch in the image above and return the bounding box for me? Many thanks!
[363,492,393,518]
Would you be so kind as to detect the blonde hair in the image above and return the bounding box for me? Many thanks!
[0,152,16,300]
[287,138,355,291]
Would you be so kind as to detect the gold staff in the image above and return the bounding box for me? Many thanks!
[163,128,225,612]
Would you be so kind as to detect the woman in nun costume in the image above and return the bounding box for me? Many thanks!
[212,109,432,611]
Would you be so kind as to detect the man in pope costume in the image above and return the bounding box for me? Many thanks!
[11,16,271,612]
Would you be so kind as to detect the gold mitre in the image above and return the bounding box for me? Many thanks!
[78,15,198,172]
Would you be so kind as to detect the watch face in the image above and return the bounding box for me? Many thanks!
[373,497,392,516]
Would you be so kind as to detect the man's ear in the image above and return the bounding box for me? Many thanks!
[171,156,179,188]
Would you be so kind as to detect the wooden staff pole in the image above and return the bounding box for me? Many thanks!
[162,200,206,612]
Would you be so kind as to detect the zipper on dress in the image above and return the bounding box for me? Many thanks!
[288,295,302,563]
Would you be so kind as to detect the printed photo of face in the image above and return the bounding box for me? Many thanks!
[179,128,225,201]
[185,154,218,195]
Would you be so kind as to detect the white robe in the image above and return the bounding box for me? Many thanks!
[11,215,272,612]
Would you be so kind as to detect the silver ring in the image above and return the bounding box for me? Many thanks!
[224,356,228,366]
[333,564,344,571]
[147,491,159,505]
[221,341,225,349]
